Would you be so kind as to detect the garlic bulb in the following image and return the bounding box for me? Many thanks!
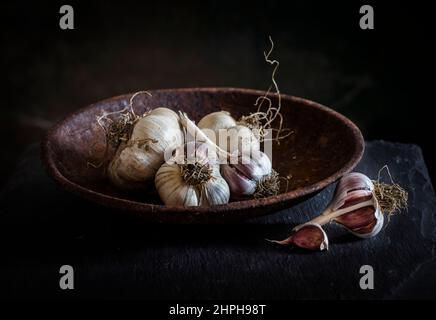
[198,111,236,133]
[108,142,164,190]
[197,111,260,155]
[221,150,272,199]
[226,125,260,156]
[300,172,383,239]
[327,172,383,238]
[325,172,375,213]
[108,107,184,190]
[155,142,230,206]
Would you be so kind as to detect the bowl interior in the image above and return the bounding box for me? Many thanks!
[44,88,363,215]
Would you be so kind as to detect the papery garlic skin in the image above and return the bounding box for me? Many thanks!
[335,203,384,238]
[326,172,374,212]
[221,165,257,198]
[108,107,184,190]
[221,151,272,199]
[156,164,229,206]
[108,143,163,190]
[323,172,384,238]
[271,223,329,251]
[130,107,184,154]
[197,111,260,155]
[226,125,260,156]
[155,143,230,207]
[198,111,237,133]
[292,223,329,251]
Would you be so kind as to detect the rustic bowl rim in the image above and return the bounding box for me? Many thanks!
[41,87,364,215]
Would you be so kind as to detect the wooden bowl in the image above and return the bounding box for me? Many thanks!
[42,88,364,223]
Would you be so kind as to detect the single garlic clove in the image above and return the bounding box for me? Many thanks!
[199,167,230,206]
[291,223,329,250]
[179,184,200,207]
[269,223,329,251]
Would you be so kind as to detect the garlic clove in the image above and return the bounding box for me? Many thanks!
[182,185,200,206]
[292,224,329,251]
[199,169,230,206]
[269,223,329,251]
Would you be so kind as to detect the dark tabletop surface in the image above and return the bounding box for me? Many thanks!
[1,140,435,299]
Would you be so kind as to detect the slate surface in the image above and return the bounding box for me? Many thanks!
[1,141,435,299]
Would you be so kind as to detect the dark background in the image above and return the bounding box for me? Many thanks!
[0,0,434,185]
[1,0,435,302]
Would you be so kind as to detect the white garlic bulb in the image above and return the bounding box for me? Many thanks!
[108,107,184,190]
[197,111,236,152]
[221,150,272,199]
[155,142,230,206]
[198,111,236,133]
[108,142,163,190]
[226,125,260,156]
[197,111,260,155]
